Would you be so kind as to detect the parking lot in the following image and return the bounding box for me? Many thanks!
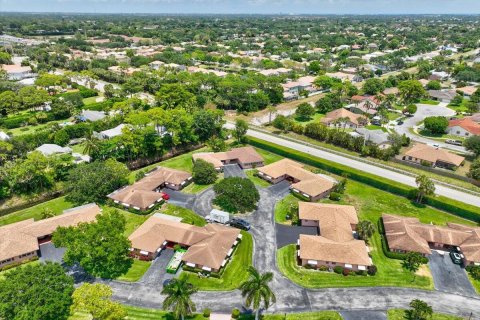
[428,251,477,297]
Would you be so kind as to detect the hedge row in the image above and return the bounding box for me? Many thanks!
[248,136,480,223]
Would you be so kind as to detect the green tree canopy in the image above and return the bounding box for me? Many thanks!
[65,159,129,204]
[464,136,480,157]
[71,283,127,320]
[233,119,249,143]
[398,80,425,104]
[192,159,218,185]
[406,299,433,320]
[52,208,133,279]
[162,278,198,320]
[362,78,385,95]
[415,174,435,203]
[423,116,448,135]
[295,102,315,120]
[213,177,260,213]
[0,262,74,320]
[240,266,276,320]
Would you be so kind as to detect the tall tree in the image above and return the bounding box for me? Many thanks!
[0,262,74,320]
[240,267,276,320]
[233,119,249,143]
[162,279,198,320]
[356,220,375,244]
[403,252,425,279]
[71,283,127,320]
[415,175,435,203]
[407,299,433,320]
[52,209,133,279]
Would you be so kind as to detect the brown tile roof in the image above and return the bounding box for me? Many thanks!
[108,167,191,209]
[192,147,264,169]
[0,204,100,262]
[299,235,371,266]
[129,215,240,270]
[449,118,480,136]
[320,108,366,126]
[298,202,370,266]
[258,159,334,198]
[383,214,480,262]
[404,144,465,167]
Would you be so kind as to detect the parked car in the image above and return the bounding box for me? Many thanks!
[162,193,170,201]
[450,251,463,265]
[228,218,251,231]
[396,120,404,125]
[445,139,463,146]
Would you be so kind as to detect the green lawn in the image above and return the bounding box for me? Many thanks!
[246,169,272,187]
[70,306,208,320]
[276,178,476,290]
[448,99,469,113]
[419,99,440,105]
[113,208,151,236]
[242,311,342,320]
[293,112,325,126]
[365,125,387,132]
[160,203,206,226]
[0,196,73,226]
[387,111,401,121]
[82,96,101,105]
[71,142,87,154]
[0,260,40,280]
[254,147,284,165]
[116,259,151,282]
[179,230,253,290]
[468,274,480,294]
[387,309,463,320]
[274,194,299,224]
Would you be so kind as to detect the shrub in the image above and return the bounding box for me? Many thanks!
[319,265,329,271]
[466,265,480,280]
[333,266,343,274]
[367,265,378,276]
[329,192,341,201]
[232,308,240,319]
[291,122,305,134]
[342,268,351,276]
[203,309,211,318]
[173,244,182,251]
[356,270,367,276]
[54,129,70,146]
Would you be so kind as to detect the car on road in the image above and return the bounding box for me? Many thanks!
[450,251,463,265]
[228,218,251,231]
[396,120,404,125]
[445,139,463,146]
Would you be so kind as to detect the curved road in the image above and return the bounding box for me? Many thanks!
[104,186,480,318]
[394,103,466,153]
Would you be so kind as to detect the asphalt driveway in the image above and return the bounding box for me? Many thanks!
[275,223,318,248]
[268,180,291,198]
[223,164,247,178]
[39,242,65,263]
[140,248,176,287]
[162,188,196,209]
[428,251,477,297]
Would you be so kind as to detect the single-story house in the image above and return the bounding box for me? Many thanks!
[257,159,335,201]
[297,202,372,271]
[35,144,73,156]
[108,166,192,211]
[456,86,477,98]
[400,144,465,169]
[77,110,106,122]
[320,108,367,129]
[1,64,35,80]
[348,96,380,115]
[94,124,126,140]
[429,71,449,81]
[383,214,480,266]
[128,213,241,272]
[0,203,100,268]
[354,128,392,149]
[428,90,457,103]
[447,118,480,137]
[192,146,264,170]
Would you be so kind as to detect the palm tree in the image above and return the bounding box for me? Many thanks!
[356,220,375,244]
[267,105,276,125]
[83,133,99,157]
[415,175,435,204]
[162,278,197,320]
[240,266,276,320]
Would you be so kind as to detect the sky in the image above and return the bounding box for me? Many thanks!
[0,0,479,14]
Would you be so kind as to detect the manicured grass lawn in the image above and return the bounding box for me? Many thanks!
[241,311,341,320]
[448,99,469,113]
[0,196,73,226]
[468,274,480,294]
[387,111,401,121]
[160,203,206,226]
[246,169,271,187]
[274,193,299,224]
[112,207,152,236]
[116,259,151,282]
[365,125,387,132]
[387,309,463,320]
[254,147,283,165]
[293,113,325,126]
[179,230,253,290]
[70,307,208,320]
[181,182,212,194]
[82,96,101,105]
[276,178,475,290]
[419,99,440,105]
[71,142,87,154]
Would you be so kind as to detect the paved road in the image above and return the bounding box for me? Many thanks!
[393,103,466,153]
[224,124,480,207]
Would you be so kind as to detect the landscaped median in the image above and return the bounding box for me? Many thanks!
[178,230,253,291]
[248,136,480,222]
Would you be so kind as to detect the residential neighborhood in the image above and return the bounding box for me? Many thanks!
[1,5,480,320]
